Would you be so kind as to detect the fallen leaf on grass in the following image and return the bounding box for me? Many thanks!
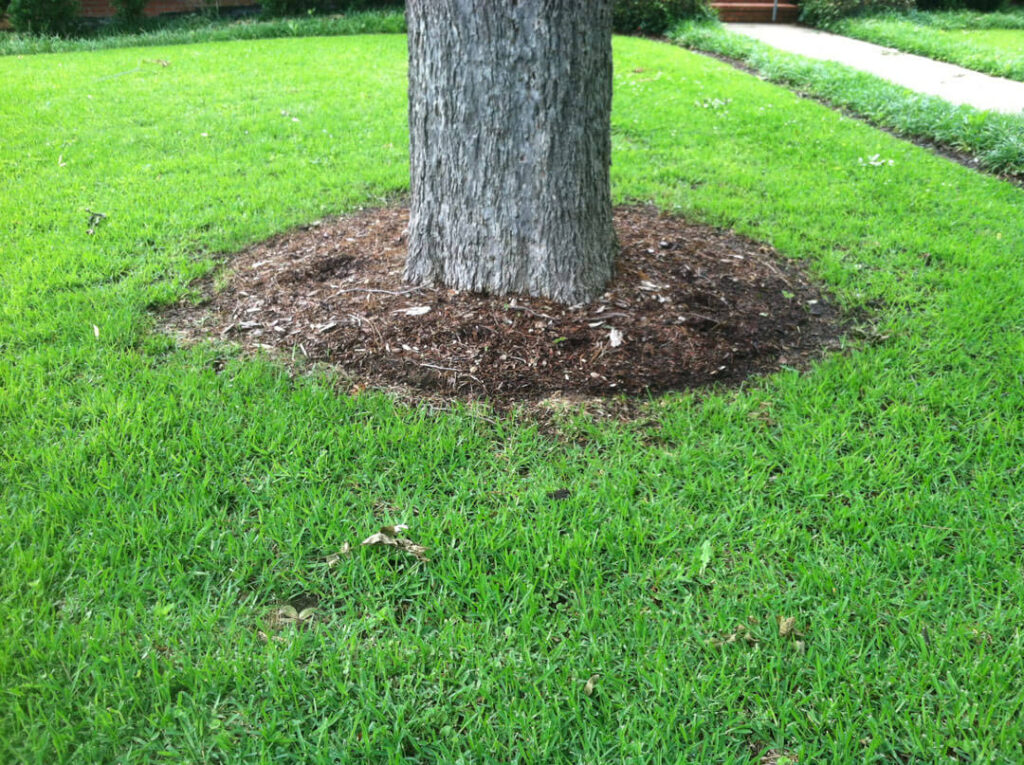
[86,208,106,234]
[778,616,796,637]
[262,605,316,640]
[362,526,429,562]
[583,674,600,696]
[760,749,798,765]
[273,605,316,627]
[709,623,759,648]
[326,541,352,567]
[698,539,713,576]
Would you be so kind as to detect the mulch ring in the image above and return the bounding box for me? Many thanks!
[161,205,845,404]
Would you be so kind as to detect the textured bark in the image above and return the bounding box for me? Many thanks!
[405,0,617,305]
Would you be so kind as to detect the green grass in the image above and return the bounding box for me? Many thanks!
[856,8,1024,31]
[835,11,1024,82]
[671,20,1024,178]
[3,34,1024,762]
[0,9,406,56]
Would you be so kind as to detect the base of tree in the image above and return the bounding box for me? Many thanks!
[162,206,846,409]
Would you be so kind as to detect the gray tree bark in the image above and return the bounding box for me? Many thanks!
[404,0,617,305]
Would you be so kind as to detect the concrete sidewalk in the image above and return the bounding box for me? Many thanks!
[725,23,1024,115]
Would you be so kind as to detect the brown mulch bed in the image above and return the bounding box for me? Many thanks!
[162,205,844,402]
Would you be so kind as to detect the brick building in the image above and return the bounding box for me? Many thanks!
[77,0,253,18]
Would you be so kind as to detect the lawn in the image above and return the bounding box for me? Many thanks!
[2,33,1024,762]
[671,19,1024,179]
[0,9,407,56]
[835,10,1024,82]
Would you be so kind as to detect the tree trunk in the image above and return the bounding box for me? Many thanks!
[404,0,617,305]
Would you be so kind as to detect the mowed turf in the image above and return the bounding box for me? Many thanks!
[836,14,1024,82]
[2,34,1023,762]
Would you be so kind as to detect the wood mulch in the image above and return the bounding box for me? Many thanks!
[161,205,845,405]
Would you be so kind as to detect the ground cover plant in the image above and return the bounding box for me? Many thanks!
[2,33,1024,762]
[671,20,1024,179]
[834,9,1024,81]
[902,8,1024,29]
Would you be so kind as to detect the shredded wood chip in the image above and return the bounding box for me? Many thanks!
[394,306,431,316]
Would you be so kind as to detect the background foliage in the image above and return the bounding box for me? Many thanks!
[799,0,913,27]
[613,0,713,32]
[255,0,713,34]
[7,0,80,34]
[109,0,147,23]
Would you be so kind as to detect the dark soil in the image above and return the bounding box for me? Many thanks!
[162,205,844,402]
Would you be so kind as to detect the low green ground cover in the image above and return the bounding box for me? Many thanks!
[835,10,1024,81]
[672,20,1024,178]
[907,8,1024,30]
[3,34,1024,762]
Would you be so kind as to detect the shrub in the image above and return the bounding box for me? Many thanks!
[261,0,397,18]
[917,0,1005,10]
[613,0,712,33]
[8,0,80,34]
[109,0,148,23]
[261,0,326,16]
[800,0,913,27]
[962,0,1006,10]
[258,0,709,32]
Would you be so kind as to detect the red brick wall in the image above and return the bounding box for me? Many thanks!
[79,0,253,18]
